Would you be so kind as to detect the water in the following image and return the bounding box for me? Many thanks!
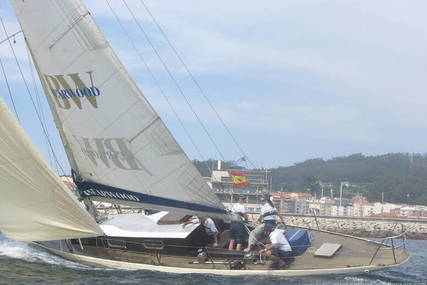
[0,235,425,285]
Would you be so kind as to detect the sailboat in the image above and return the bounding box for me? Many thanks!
[0,0,409,276]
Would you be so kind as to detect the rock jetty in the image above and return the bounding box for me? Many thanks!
[283,215,427,240]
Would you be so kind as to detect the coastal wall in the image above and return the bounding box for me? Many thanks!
[281,215,427,240]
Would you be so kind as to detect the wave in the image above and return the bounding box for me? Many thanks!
[0,234,90,270]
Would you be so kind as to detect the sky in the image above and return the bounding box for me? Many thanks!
[0,0,427,172]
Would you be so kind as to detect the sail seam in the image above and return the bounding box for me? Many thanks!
[129,117,160,143]
[49,12,90,49]
[143,161,188,191]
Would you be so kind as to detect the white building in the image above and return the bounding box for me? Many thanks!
[330,205,354,217]
[362,204,375,217]
[373,202,400,215]
[351,204,362,217]
[295,199,310,215]
[346,205,355,217]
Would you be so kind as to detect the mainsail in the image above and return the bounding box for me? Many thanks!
[0,98,103,241]
[10,0,226,217]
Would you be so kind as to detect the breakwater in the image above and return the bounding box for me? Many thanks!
[282,215,427,240]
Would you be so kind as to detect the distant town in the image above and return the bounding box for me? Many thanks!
[61,164,427,220]
[207,167,427,220]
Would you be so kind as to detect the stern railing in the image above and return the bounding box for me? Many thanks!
[369,223,407,265]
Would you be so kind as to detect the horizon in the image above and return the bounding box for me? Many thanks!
[1,1,427,172]
[196,151,427,169]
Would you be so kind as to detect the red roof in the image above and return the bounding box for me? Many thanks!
[270,192,312,199]
[351,198,370,204]
[370,213,405,218]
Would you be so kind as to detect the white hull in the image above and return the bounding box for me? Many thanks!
[35,243,409,277]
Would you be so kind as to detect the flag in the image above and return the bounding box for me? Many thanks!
[229,171,250,188]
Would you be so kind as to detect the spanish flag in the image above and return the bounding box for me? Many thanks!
[229,171,250,188]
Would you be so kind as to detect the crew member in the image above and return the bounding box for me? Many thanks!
[259,223,293,269]
[228,194,248,251]
[244,193,284,252]
[182,216,219,247]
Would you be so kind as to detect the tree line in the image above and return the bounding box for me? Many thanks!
[193,153,427,205]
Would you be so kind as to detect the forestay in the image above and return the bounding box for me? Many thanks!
[10,0,226,217]
[0,99,103,241]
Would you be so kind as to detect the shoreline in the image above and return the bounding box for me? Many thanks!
[283,215,427,240]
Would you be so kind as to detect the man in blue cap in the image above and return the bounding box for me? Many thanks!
[244,193,284,252]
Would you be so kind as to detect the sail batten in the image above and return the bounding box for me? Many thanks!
[10,0,226,217]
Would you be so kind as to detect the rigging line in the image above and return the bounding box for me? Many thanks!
[0,57,20,122]
[25,44,53,167]
[0,30,22,46]
[0,15,66,176]
[104,0,212,173]
[121,0,226,161]
[25,47,44,124]
[139,0,257,170]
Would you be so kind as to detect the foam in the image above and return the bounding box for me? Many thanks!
[0,235,89,270]
[343,276,391,284]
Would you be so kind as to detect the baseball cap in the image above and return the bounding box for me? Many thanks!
[261,193,270,200]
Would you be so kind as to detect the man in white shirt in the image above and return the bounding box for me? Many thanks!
[229,195,248,250]
[259,223,293,269]
[182,216,219,247]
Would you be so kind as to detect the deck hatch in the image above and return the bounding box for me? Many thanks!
[314,243,342,257]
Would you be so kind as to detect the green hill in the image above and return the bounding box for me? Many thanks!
[193,153,427,205]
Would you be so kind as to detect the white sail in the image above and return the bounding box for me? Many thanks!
[0,98,103,241]
[10,0,226,217]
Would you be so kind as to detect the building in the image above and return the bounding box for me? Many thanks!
[362,204,375,217]
[352,203,364,217]
[373,202,400,215]
[209,168,270,214]
[295,199,310,215]
[398,205,427,218]
[317,197,334,216]
[331,205,344,216]
[270,192,312,215]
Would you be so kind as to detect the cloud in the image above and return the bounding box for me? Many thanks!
[1,0,427,167]
[89,0,427,166]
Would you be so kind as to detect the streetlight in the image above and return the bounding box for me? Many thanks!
[339,181,350,207]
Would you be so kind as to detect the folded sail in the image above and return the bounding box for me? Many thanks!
[0,99,103,241]
[10,0,226,217]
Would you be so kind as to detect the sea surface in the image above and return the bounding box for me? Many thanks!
[0,235,425,285]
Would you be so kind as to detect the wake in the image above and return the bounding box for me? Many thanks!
[0,234,90,270]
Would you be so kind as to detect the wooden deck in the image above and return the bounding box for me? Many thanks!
[62,228,409,272]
